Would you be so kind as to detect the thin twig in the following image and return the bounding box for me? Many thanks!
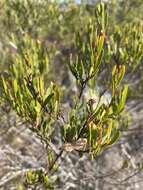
[48,149,63,172]
[78,81,86,100]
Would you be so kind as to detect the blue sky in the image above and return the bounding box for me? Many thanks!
[59,0,81,3]
[75,0,80,3]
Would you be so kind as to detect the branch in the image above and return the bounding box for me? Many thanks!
[78,80,86,100]
[48,149,63,173]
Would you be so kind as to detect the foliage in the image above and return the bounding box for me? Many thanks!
[0,0,143,189]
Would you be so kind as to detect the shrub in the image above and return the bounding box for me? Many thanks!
[0,1,143,189]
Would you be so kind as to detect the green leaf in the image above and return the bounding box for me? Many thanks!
[34,101,41,114]
[122,85,128,102]
[39,77,44,97]
[112,64,117,77]
[97,34,105,58]
[112,65,117,96]
[54,100,59,116]
[117,65,125,86]
[1,77,8,95]
[44,175,49,187]
[77,60,84,80]
[117,85,128,113]
[106,120,113,143]
[69,60,79,80]
[101,3,105,31]
[43,93,54,107]
[108,130,121,146]
[13,79,18,96]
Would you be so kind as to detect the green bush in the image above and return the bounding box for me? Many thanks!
[0,1,143,189]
